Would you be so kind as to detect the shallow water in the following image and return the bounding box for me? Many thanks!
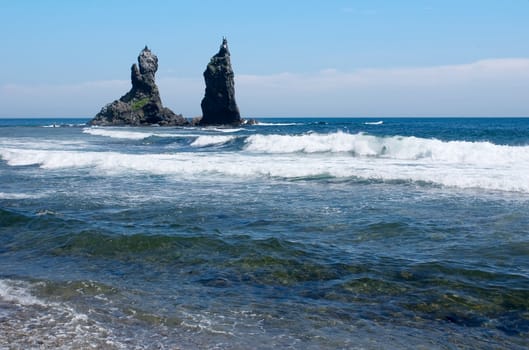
[1,118,529,348]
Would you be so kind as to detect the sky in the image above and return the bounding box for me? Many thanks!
[1,0,529,118]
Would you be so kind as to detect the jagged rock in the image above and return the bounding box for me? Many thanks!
[199,38,242,126]
[90,46,187,126]
[190,116,203,126]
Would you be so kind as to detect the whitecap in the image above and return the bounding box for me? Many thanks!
[256,122,303,126]
[190,135,236,147]
[83,128,154,140]
[243,131,529,166]
[211,127,245,133]
[82,127,187,140]
[0,192,42,199]
[2,133,529,193]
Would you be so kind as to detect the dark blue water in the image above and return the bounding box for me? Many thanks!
[1,118,529,349]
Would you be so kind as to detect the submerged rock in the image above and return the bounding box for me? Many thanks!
[90,46,187,126]
[199,38,242,126]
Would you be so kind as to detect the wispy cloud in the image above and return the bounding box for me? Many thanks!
[234,58,529,116]
[0,78,203,117]
[0,80,129,117]
[2,59,529,117]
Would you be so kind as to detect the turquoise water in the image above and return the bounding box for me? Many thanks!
[1,118,529,348]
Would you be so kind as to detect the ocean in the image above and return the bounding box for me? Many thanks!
[0,117,528,349]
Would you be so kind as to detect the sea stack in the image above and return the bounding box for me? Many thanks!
[90,46,187,126]
[199,38,242,126]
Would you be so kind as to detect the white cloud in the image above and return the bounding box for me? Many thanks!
[235,58,529,117]
[0,78,203,118]
[0,80,129,117]
[1,58,529,117]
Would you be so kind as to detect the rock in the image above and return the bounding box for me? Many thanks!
[243,118,259,125]
[190,116,203,126]
[199,38,242,126]
[90,46,187,126]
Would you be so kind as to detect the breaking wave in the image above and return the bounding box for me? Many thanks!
[1,148,528,193]
[257,122,303,126]
[82,127,186,140]
[244,132,529,165]
[2,131,529,192]
[82,127,241,146]
[209,127,245,133]
[191,135,236,147]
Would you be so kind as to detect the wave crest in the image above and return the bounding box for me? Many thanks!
[191,135,236,147]
[82,127,187,140]
[244,132,529,165]
[2,131,529,193]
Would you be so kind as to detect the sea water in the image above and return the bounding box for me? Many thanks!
[0,117,528,349]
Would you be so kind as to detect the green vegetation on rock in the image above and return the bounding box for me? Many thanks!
[131,97,150,111]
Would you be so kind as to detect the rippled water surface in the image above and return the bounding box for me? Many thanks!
[1,118,529,349]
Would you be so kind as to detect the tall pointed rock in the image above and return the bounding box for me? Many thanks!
[90,46,187,126]
[199,38,242,126]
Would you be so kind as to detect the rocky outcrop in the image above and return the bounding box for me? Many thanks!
[199,38,242,126]
[90,46,187,126]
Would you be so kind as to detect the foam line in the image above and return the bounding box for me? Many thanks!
[1,145,528,193]
[191,136,236,147]
[244,132,529,165]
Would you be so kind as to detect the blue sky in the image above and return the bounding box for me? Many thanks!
[1,0,529,117]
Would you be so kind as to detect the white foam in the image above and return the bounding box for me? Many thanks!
[2,132,529,193]
[0,279,46,306]
[82,127,187,140]
[256,122,303,126]
[83,128,154,140]
[191,135,236,147]
[82,127,244,142]
[0,139,87,150]
[244,132,529,165]
[42,123,87,128]
[0,279,127,349]
[364,121,383,125]
[211,127,244,133]
[245,132,367,154]
[0,192,42,199]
